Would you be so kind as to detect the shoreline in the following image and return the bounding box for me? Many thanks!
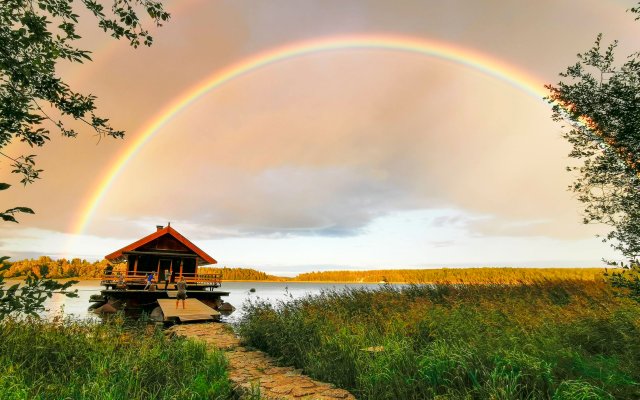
[3,267,607,285]
[3,278,407,284]
[3,277,605,285]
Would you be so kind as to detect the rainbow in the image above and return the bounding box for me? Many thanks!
[70,34,549,240]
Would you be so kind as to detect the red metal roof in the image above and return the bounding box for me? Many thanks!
[105,226,217,265]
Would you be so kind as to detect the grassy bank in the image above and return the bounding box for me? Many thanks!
[238,280,640,399]
[0,315,232,400]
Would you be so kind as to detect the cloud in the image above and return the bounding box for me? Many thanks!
[67,52,590,242]
[3,18,624,246]
[430,240,456,248]
[0,226,125,260]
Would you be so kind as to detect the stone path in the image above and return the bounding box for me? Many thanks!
[167,323,356,400]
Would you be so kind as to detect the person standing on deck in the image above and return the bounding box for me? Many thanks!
[163,269,170,290]
[116,273,126,290]
[176,276,187,309]
[144,273,155,290]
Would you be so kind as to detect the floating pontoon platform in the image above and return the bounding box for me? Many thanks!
[157,298,221,323]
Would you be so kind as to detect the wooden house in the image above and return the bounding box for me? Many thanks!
[104,224,221,288]
[94,225,228,320]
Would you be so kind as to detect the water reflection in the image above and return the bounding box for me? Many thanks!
[37,280,386,322]
[48,290,66,318]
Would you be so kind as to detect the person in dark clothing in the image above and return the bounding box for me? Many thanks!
[176,277,187,309]
[163,269,171,290]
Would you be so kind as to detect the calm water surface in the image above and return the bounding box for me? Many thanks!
[41,280,386,322]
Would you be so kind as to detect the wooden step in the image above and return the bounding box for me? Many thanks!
[177,314,215,322]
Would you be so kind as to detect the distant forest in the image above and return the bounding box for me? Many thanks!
[291,267,605,283]
[198,267,282,281]
[3,257,114,279]
[2,257,282,281]
[2,257,605,283]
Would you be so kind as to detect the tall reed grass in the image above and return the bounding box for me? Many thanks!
[238,280,640,399]
[0,315,232,399]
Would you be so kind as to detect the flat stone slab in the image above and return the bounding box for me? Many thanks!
[168,323,356,400]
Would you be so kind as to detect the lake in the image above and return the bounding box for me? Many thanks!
[42,280,386,322]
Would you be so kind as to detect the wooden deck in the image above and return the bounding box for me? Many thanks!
[157,298,220,322]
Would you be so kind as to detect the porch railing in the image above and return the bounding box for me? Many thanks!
[101,271,222,286]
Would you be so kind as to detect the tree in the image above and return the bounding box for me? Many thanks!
[1,0,169,193]
[546,5,640,297]
[0,256,77,318]
[0,0,169,317]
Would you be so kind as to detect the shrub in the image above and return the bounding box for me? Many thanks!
[238,281,640,399]
[0,315,232,399]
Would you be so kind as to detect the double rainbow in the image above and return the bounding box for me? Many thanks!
[71,34,548,240]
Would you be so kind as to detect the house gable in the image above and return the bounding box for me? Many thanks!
[105,225,216,265]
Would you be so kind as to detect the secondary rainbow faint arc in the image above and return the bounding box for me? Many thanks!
[72,34,548,237]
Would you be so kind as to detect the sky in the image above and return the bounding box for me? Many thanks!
[1,0,638,275]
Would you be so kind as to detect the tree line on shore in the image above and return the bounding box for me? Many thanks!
[199,266,282,281]
[3,257,606,283]
[3,257,282,281]
[293,267,606,283]
[4,257,112,279]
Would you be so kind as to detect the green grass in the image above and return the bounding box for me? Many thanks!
[237,280,640,399]
[0,315,232,400]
